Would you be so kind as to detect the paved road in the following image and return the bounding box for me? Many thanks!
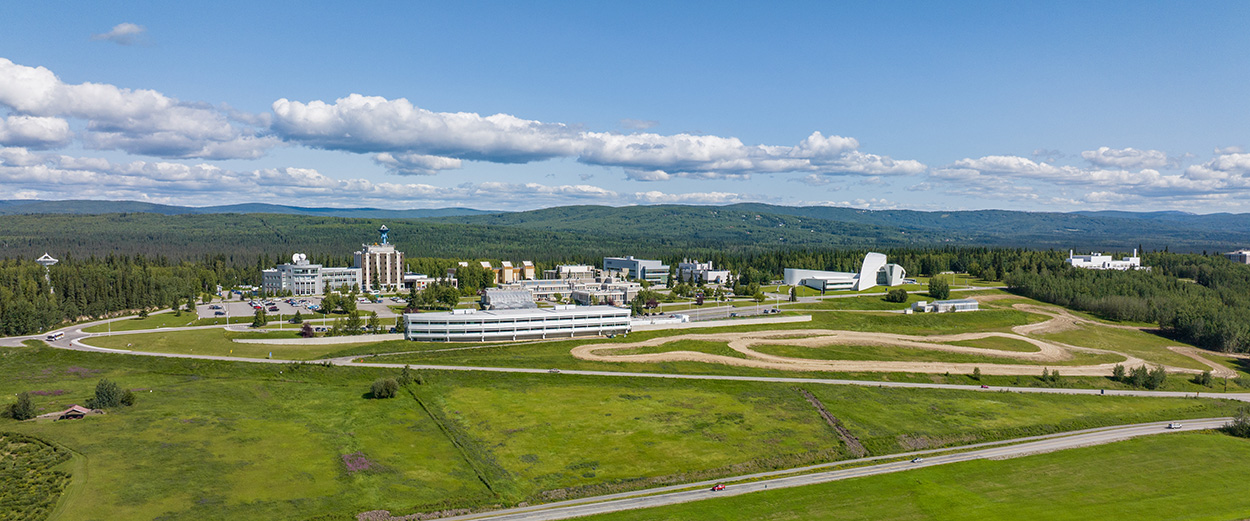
[9,320,1247,402]
[438,418,1229,521]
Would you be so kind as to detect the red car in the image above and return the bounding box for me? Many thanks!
[711,484,726,491]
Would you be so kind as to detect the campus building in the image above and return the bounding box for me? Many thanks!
[542,264,597,281]
[911,298,979,313]
[570,280,642,306]
[355,226,405,292]
[262,253,362,296]
[676,259,731,284]
[604,256,670,286]
[1225,250,1250,264]
[482,288,538,310]
[783,252,906,292]
[1066,250,1144,270]
[403,305,631,342]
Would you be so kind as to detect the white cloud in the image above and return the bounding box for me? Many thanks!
[0,147,782,210]
[1080,146,1169,169]
[373,152,463,175]
[620,118,658,130]
[92,23,146,46]
[0,58,276,159]
[0,115,71,148]
[1215,146,1244,156]
[272,94,924,180]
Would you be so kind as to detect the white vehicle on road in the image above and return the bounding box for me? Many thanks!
[1167,422,1183,429]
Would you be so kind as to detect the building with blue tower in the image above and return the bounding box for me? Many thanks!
[354,224,405,292]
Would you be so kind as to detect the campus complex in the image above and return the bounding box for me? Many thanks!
[256,226,1052,341]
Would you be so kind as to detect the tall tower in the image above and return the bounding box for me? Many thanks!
[379,225,389,245]
[36,253,58,294]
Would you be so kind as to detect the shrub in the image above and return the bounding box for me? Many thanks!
[120,389,136,407]
[885,288,908,303]
[6,391,36,420]
[371,378,399,399]
[1194,370,1213,387]
[971,367,982,381]
[300,322,315,338]
[1224,408,1250,438]
[1112,364,1126,382]
[1146,365,1167,390]
[87,379,122,408]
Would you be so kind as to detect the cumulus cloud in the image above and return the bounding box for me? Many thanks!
[0,58,276,159]
[92,23,146,45]
[373,152,463,175]
[271,94,924,180]
[1081,146,1169,169]
[0,115,71,148]
[1215,146,1244,156]
[0,147,777,209]
[620,118,658,130]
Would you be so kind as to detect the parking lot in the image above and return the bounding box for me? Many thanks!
[198,295,402,321]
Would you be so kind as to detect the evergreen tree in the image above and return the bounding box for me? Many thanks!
[7,391,36,420]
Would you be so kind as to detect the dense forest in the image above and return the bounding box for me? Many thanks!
[1006,253,1250,353]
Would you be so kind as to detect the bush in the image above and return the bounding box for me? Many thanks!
[971,367,982,381]
[87,379,122,408]
[1225,408,1250,438]
[1194,370,1213,387]
[120,389,136,407]
[1112,364,1126,382]
[370,378,399,399]
[6,391,36,420]
[928,277,950,300]
[885,288,908,303]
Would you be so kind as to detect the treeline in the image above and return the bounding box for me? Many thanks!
[1005,253,1250,353]
[0,254,252,336]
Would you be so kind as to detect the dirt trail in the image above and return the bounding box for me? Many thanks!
[570,304,1206,376]
[795,388,867,457]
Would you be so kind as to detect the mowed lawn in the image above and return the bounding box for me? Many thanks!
[578,432,1250,521]
[749,342,1122,366]
[82,311,199,333]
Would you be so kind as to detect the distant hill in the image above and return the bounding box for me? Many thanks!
[430,203,1250,252]
[0,200,492,219]
[2,200,1249,260]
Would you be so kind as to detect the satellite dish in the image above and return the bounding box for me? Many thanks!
[292,253,306,263]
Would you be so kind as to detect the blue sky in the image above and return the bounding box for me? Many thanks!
[1,1,1248,212]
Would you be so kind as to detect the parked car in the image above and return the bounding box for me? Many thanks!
[214,311,225,316]
[208,305,222,310]
[267,306,279,312]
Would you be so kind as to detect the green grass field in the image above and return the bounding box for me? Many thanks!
[749,343,1122,367]
[579,432,1250,521]
[608,339,750,359]
[944,336,1040,352]
[1036,324,1208,371]
[1,345,1242,520]
[82,312,199,333]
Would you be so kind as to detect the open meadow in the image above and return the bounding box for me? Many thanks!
[1,343,1242,520]
[577,432,1250,521]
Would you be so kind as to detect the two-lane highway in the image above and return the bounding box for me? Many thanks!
[437,418,1229,521]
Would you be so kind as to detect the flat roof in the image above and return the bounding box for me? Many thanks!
[405,305,628,321]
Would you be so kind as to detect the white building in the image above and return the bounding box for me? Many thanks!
[1066,250,1144,270]
[1225,250,1250,264]
[677,259,731,284]
[783,253,906,292]
[403,305,630,342]
[571,280,641,306]
[355,232,405,292]
[911,298,979,313]
[604,256,670,286]
[542,264,598,281]
[262,253,361,296]
[482,289,538,310]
